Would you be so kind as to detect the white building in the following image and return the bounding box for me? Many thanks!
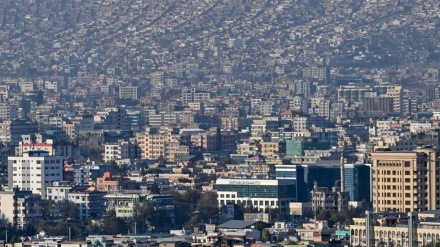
[8,150,64,199]
[46,181,73,202]
[216,177,296,214]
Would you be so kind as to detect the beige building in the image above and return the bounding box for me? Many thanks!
[350,216,440,247]
[136,127,180,160]
[260,142,279,158]
[0,188,42,229]
[371,148,440,213]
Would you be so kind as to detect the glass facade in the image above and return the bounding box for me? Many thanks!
[344,164,371,202]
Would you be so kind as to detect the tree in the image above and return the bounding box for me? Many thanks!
[150,182,160,194]
[261,229,270,242]
[60,201,80,219]
[101,210,126,235]
[171,190,201,227]
[424,243,440,247]
[194,192,219,224]
[150,209,172,231]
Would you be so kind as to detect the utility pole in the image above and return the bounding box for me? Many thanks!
[5,230,7,243]
[68,227,71,241]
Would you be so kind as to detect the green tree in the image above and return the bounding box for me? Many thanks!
[150,209,172,231]
[60,201,80,219]
[195,192,219,224]
[171,190,201,227]
[101,210,126,235]
[424,243,440,247]
[150,182,160,194]
[261,229,270,242]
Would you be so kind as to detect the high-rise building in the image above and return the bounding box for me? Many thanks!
[371,148,440,212]
[343,163,371,202]
[8,150,64,199]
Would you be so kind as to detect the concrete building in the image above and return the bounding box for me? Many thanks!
[136,127,180,160]
[118,86,139,100]
[105,193,142,218]
[350,212,440,247]
[0,103,17,120]
[371,148,440,212]
[103,141,137,163]
[311,181,349,213]
[0,187,42,229]
[67,190,106,220]
[216,177,296,214]
[0,119,39,144]
[8,150,64,199]
[46,181,73,202]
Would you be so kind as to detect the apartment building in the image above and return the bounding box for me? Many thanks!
[136,127,180,160]
[67,190,106,220]
[0,119,39,144]
[371,147,440,213]
[0,187,42,229]
[118,86,139,100]
[8,150,64,199]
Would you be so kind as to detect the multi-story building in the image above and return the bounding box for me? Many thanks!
[342,163,371,202]
[384,85,403,114]
[105,193,142,218]
[311,181,349,212]
[8,150,64,199]
[289,96,309,113]
[103,141,137,163]
[62,121,78,141]
[0,119,39,144]
[181,90,211,105]
[350,213,440,247]
[96,174,137,192]
[371,147,440,212]
[216,177,296,214]
[150,71,165,89]
[0,103,17,120]
[148,111,179,127]
[303,67,330,82]
[0,187,42,229]
[136,127,180,160]
[46,181,73,202]
[363,96,394,113]
[118,86,139,100]
[67,190,106,220]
